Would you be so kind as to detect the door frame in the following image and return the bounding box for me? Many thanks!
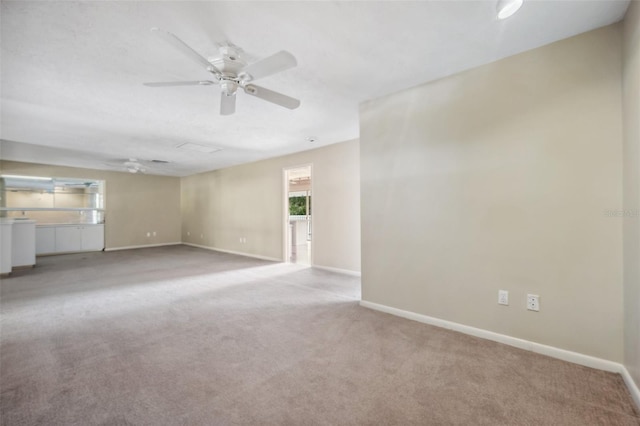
[282,163,313,265]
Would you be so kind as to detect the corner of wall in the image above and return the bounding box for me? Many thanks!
[622,0,640,396]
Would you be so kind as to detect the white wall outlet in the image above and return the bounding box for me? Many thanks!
[200,233,204,239]
[146,232,151,237]
[527,294,540,312]
[153,231,156,237]
[498,290,509,305]
[187,231,190,236]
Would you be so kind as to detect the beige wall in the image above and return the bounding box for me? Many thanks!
[181,139,360,272]
[360,26,623,361]
[0,160,181,249]
[623,1,640,389]
[1,139,359,268]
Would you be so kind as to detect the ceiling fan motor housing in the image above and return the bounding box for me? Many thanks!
[209,45,247,76]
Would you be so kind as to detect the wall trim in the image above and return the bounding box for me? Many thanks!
[360,300,639,408]
[621,366,640,410]
[182,242,281,262]
[313,265,361,277]
[105,242,181,252]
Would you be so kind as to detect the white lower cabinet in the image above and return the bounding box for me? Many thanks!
[54,226,82,253]
[12,220,36,267]
[37,224,104,254]
[1,219,13,274]
[81,225,104,251]
[36,227,56,254]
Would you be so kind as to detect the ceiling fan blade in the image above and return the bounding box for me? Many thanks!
[241,51,297,81]
[143,80,215,87]
[220,92,236,115]
[243,84,300,110]
[150,28,222,75]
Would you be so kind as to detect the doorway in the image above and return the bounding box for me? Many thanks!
[284,165,312,265]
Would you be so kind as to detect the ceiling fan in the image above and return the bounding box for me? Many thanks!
[104,158,168,174]
[144,28,301,115]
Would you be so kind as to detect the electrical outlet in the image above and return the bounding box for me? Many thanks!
[498,290,509,305]
[187,231,190,236]
[153,231,156,237]
[146,232,151,237]
[200,233,204,239]
[527,294,540,312]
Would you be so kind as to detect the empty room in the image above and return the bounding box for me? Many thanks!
[1,0,639,424]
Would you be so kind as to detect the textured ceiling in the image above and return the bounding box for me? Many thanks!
[0,1,631,176]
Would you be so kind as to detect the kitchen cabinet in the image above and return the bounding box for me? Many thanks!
[54,226,82,253]
[0,219,13,274]
[39,224,104,254]
[81,225,104,251]
[35,227,55,254]
[12,219,36,268]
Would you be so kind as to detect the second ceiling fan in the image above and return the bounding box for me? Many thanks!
[144,28,300,115]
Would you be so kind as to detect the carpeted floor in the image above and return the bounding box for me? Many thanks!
[1,245,638,425]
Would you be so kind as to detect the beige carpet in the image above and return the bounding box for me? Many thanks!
[1,245,638,425]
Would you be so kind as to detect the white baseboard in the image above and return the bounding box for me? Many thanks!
[620,365,640,410]
[182,243,281,262]
[360,300,640,409]
[105,242,181,252]
[313,265,361,277]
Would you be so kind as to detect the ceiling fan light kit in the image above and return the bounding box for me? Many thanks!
[144,28,300,115]
[496,0,524,20]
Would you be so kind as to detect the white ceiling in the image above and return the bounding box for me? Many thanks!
[0,1,630,177]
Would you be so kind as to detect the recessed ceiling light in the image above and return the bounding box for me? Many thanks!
[497,0,523,20]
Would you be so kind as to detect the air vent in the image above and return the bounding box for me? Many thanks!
[176,142,223,154]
